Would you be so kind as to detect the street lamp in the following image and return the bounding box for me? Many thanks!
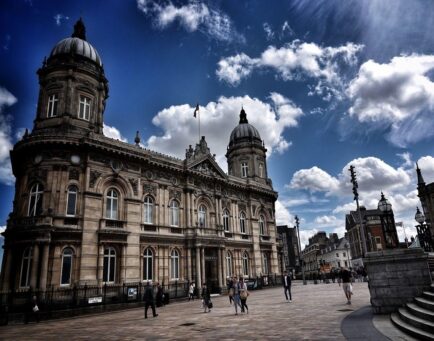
[415,207,434,252]
[344,242,351,268]
[295,215,306,285]
[348,165,368,257]
[377,192,399,249]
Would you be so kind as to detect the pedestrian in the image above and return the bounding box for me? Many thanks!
[201,282,211,313]
[227,277,234,305]
[239,277,249,313]
[232,277,242,315]
[283,271,292,302]
[189,282,195,301]
[24,295,40,324]
[156,282,164,307]
[144,281,158,319]
[340,267,353,305]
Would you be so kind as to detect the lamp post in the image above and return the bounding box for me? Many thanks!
[415,207,434,252]
[349,165,368,257]
[295,215,306,285]
[344,242,351,268]
[378,192,399,248]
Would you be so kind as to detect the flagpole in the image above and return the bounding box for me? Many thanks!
[198,108,200,142]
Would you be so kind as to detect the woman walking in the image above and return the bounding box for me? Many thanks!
[201,283,211,313]
[232,277,242,315]
[239,277,249,314]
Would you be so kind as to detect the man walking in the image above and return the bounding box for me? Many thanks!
[144,281,158,319]
[283,271,292,302]
[341,267,353,305]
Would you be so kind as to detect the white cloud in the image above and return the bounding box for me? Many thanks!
[289,166,340,193]
[103,123,128,142]
[53,14,69,26]
[299,228,319,248]
[145,94,303,170]
[0,225,5,234]
[281,21,294,38]
[275,200,294,226]
[137,0,244,43]
[417,155,434,184]
[0,87,17,186]
[217,40,363,100]
[314,215,338,225]
[347,55,434,147]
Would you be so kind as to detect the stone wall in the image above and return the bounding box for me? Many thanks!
[364,248,432,314]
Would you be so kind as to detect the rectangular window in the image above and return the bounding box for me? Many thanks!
[47,94,58,117]
[78,95,91,121]
[375,236,382,250]
[66,189,77,216]
[241,162,248,178]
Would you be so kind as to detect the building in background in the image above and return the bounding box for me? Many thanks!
[0,19,280,294]
[318,235,352,274]
[416,164,434,235]
[276,225,299,275]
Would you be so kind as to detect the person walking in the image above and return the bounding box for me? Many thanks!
[201,283,211,313]
[227,277,234,305]
[144,281,158,319]
[239,277,249,314]
[189,283,195,301]
[341,267,353,305]
[156,282,164,307]
[283,271,292,302]
[24,295,40,324]
[232,277,242,315]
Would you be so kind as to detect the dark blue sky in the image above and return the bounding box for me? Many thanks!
[1,0,434,264]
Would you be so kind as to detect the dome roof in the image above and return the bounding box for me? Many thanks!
[49,18,102,67]
[229,108,262,147]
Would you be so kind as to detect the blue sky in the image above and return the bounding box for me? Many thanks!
[1,0,434,265]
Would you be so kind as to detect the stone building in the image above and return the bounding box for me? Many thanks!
[301,231,330,278]
[345,206,397,268]
[0,19,279,293]
[276,225,299,274]
[318,236,351,273]
[416,163,434,233]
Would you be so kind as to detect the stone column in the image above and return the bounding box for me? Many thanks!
[187,247,192,281]
[120,245,126,283]
[30,244,40,289]
[97,244,104,284]
[196,247,201,289]
[222,248,227,281]
[39,243,50,290]
[217,248,223,288]
[0,248,12,291]
[186,191,191,227]
[201,247,205,284]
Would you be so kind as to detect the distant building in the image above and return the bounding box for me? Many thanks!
[318,236,352,273]
[276,225,299,274]
[301,232,338,278]
[345,206,398,268]
[416,164,434,234]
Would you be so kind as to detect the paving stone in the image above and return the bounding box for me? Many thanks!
[0,282,372,340]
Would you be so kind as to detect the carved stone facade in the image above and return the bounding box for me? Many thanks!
[0,20,279,293]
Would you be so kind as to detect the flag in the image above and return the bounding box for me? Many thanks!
[193,103,199,118]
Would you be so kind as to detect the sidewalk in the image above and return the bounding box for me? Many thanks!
[0,281,393,340]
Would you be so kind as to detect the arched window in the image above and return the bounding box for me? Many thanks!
[28,183,44,216]
[241,162,248,178]
[20,247,32,288]
[143,196,154,224]
[143,248,153,281]
[61,248,74,285]
[198,205,207,228]
[170,249,180,280]
[242,252,249,276]
[103,247,116,283]
[259,215,266,235]
[263,253,269,275]
[223,209,230,232]
[226,251,233,277]
[170,200,179,227]
[106,189,118,220]
[66,186,78,216]
[239,212,246,234]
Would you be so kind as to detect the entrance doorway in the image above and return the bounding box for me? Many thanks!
[204,248,219,293]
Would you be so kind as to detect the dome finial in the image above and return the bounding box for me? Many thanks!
[239,107,248,124]
[72,18,86,40]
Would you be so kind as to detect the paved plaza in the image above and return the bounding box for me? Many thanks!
[0,281,408,340]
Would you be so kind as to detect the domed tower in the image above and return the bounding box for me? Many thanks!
[33,18,108,135]
[226,108,268,183]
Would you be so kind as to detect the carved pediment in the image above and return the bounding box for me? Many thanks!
[188,157,227,180]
